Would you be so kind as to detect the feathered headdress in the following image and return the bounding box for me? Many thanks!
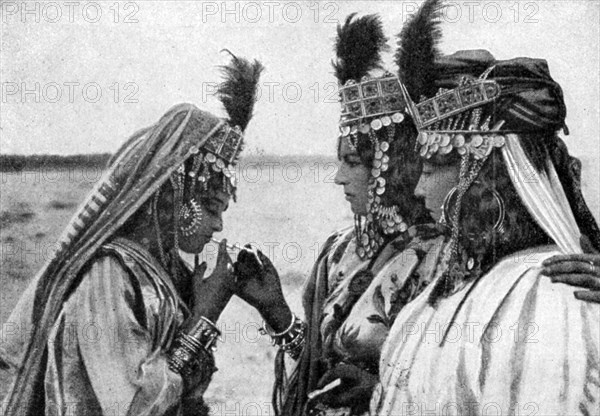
[395,0,444,100]
[196,51,263,170]
[333,13,389,85]
[218,50,264,132]
[334,14,413,260]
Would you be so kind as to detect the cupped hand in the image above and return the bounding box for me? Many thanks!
[191,239,237,321]
[234,246,292,332]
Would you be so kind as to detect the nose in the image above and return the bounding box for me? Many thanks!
[414,174,426,199]
[334,162,348,186]
[212,215,223,233]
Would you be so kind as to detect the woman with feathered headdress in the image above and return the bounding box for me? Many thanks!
[231,13,448,416]
[372,1,600,414]
[0,53,263,415]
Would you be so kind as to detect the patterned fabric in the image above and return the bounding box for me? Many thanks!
[373,245,600,415]
[0,238,216,415]
[274,225,444,416]
[1,104,225,415]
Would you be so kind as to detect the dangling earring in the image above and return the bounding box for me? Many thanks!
[440,187,459,227]
[440,185,505,234]
[179,198,203,237]
[378,205,407,235]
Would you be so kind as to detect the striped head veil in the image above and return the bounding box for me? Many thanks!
[3,54,263,414]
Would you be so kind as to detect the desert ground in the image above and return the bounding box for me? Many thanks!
[0,158,351,413]
[1,155,598,413]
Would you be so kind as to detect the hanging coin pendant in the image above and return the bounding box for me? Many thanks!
[380,141,390,152]
[371,119,383,130]
[375,150,383,159]
[392,113,404,123]
[467,257,474,270]
[470,134,483,148]
[361,234,369,245]
[453,134,465,147]
[440,134,451,147]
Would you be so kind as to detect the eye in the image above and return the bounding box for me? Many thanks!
[344,156,362,168]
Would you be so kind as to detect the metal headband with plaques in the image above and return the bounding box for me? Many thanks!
[202,123,244,165]
[400,77,506,160]
[339,73,407,136]
[412,80,501,129]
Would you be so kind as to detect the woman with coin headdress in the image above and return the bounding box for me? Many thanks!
[372,1,600,414]
[0,54,262,415]
[232,14,448,416]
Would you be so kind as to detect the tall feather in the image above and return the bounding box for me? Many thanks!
[333,14,389,84]
[218,50,264,131]
[396,0,444,99]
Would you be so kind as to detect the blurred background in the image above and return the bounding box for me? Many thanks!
[1,0,599,411]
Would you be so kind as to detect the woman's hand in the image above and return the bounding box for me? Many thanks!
[234,246,292,332]
[190,239,237,322]
[542,236,600,304]
[308,362,378,413]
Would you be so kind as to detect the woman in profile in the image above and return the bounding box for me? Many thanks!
[372,1,600,413]
[233,14,443,416]
[0,54,263,415]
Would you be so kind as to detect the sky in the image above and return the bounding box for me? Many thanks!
[1,0,599,161]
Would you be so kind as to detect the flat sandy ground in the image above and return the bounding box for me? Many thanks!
[0,160,350,412]
[1,156,598,412]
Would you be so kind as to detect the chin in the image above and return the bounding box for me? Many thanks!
[180,240,208,254]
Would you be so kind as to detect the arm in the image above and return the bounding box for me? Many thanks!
[65,254,186,415]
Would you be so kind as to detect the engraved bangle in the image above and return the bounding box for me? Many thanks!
[262,312,298,338]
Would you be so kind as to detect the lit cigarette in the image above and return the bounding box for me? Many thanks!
[307,379,342,400]
[211,238,242,251]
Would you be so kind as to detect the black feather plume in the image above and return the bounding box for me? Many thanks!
[333,14,389,84]
[396,0,444,99]
[218,50,264,131]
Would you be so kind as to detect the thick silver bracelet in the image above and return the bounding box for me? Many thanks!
[168,316,221,379]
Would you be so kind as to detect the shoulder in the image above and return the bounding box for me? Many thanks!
[465,245,599,335]
[319,226,354,262]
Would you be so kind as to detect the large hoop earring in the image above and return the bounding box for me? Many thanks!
[440,187,458,227]
[440,185,505,233]
[179,198,203,237]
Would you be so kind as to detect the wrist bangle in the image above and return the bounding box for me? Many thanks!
[261,311,297,338]
[261,313,306,360]
[167,315,220,380]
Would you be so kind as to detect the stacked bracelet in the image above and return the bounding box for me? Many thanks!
[261,313,307,360]
[168,316,221,380]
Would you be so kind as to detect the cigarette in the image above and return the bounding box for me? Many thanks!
[307,379,342,400]
[210,238,242,251]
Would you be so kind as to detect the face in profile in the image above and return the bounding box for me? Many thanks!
[414,161,460,222]
[334,138,370,216]
[178,188,230,254]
